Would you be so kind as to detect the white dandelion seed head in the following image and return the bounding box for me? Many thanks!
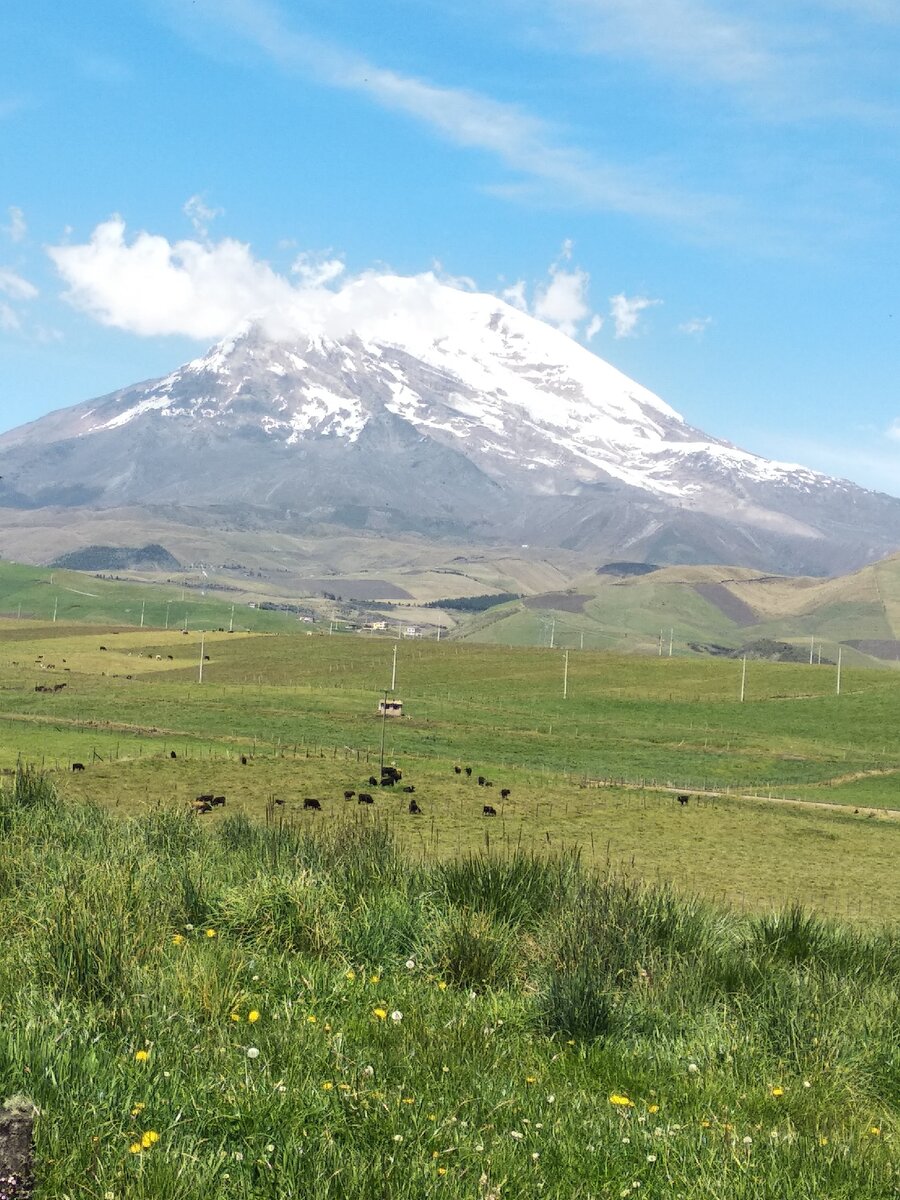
[391,1010,403,1023]
[246,1047,260,1059]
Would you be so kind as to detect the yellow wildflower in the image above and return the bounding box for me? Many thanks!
[248,1010,260,1023]
[609,1094,634,1108]
[373,1007,387,1020]
[306,1015,317,1024]
[819,1136,829,1146]
[647,1104,659,1114]
[322,1082,334,1091]
[525,1076,537,1085]
[437,981,447,991]
[370,974,381,984]
[140,1131,159,1149]
[130,1103,145,1116]
[129,1143,143,1155]
[437,1167,447,1176]
[345,969,356,981]
[230,1013,240,1022]
[402,1097,414,1104]
[134,1050,149,1062]
[205,929,216,938]
[869,1126,881,1137]
[172,933,184,945]
[771,1086,785,1098]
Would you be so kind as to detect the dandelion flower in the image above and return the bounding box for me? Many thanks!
[370,974,381,984]
[230,1013,240,1022]
[172,933,184,945]
[437,1166,447,1175]
[510,1130,524,1140]
[647,1104,659,1114]
[392,1134,403,1143]
[140,1131,159,1149]
[134,1050,149,1062]
[771,1086,785,1098]
[819,1136,829,1146]
[870,1126,881,1137]
[525,1076,537,1085]
[437,981,447,991]
[405,958,416,970]
[390,1010,403,1023]
[129,1142,143,1155]
[247,1047,260,1059]
[609,1094,634,1108]
[248,1010,260,1023]
[742,1136,752,1146]
[687,1063,699,1075]
[130,1103,145,1116]
[322,1082,334,1091]
[345,969,356,981]
[205,929,216,938]
[373,1008,387,1020]
[306,1015,317,1024]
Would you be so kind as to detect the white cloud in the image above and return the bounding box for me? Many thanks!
[291,252,345,288]
[501,280,528,310]
[4,206,26,243]
[679,315,712,335]
[0,302,21,331]
[886,419,900,442]
[585,314,604,340]
[48,217,298,338]
[533,263,592,338]
[609,292,661,338]
[0,267,38,301]
[167,0,716,228]
[183,194,223,237]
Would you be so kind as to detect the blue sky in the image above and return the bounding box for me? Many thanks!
[2,0,899,491]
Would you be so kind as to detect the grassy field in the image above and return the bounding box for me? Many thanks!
[1,618,900,923]
[0,772,897,1199]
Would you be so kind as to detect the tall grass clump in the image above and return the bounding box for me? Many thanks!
[434,849,581,928]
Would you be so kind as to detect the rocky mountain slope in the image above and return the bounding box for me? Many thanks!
[1,273,898,575]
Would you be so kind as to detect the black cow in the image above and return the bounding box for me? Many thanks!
[343,789,355,800]
[191,800,212,814]
[500,788,511,799]
[382,766,402,782]
[380,777,395,787]
[196,793,214,803]
[368,776,379,787]
[241,755,248,765]
[358,792,374,805]
[303,798,322,811]
[453,765,462,774]
[408,799,422,814]
[401,785,415,794]
[210,796,226,807]
[274,798,285,806]
[484,781,494,788]
[483,805,497,816]
[170,750,177,759]
[677,794,689,806]
[465,767,472,777]
[99,646,107,652]
[477,776,486,786]
[72,762,85,772]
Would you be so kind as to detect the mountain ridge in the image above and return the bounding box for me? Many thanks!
[1,273,898,576]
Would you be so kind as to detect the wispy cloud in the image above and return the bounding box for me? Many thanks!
[160,0,722,228]
[183,194,223,238]
[0,268,38,302]
[609,292,661,338]
[679,315,712,336]
[4,207,26,244]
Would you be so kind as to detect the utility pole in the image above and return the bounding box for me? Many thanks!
[52,597,58,623]
[669,627,674,657]
[549,619,555,649]
[580,631,584,651]
[391,644,397,692]
[809,636,814,666]
[198,631,205,684]
[229,603,235,634]
[379,690,388,778]
[140,600,145,629]
[836,646,842,696]
[165,601,171,630]
[563,650,569,700]
[437,624,441,641]
[740,654,747,703]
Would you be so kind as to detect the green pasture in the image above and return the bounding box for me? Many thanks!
[1,620,899,924]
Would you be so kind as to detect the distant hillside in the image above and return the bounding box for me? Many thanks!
[49,543,181,571]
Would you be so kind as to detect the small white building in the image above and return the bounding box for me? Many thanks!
[378,698,404,718]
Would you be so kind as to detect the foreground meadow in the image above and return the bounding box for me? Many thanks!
[0,770,897,1199]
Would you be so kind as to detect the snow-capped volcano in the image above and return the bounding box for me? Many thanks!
[1,273,897,575]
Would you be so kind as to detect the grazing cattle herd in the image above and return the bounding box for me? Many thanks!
[173,759,522,820]
[63,751,696,822]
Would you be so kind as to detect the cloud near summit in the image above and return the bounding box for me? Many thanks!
[47,218,661,348]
